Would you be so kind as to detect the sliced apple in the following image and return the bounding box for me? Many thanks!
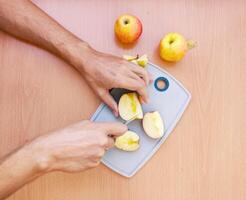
[123,55,138,61]
[143,111,164,139]
[136,54,148,67]
[130,59,138,65]
[118,92,143,121]
[115,130,140,151]
[123,54,148,67]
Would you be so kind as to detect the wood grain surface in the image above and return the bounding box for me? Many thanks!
[0,0,245,199]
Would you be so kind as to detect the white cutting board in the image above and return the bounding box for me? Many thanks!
[91,62,191,177]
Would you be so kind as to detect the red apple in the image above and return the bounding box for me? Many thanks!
[114,14,142,44]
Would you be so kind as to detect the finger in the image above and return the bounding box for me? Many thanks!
[88,160,101,168]
[90,147,105,159]
[96,122,127,137]
[137,87,149,104]
[128,63,150,85]
[97,88,118,117]
[116,77,145,91]
[105,137,115,149]
[127,70,146,86]
[148,72,154,83]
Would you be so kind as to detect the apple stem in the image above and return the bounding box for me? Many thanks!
[187,40,197,50]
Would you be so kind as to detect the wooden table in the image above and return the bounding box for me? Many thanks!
[0,0,245,199]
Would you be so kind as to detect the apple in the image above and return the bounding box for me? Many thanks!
[137,54,148,67]
[118,92,143,121]
[115,130,140,151]
[123,54,138,61]
[114,14,142,44]
[159,33,196,62]
[123,54,139,66]
[123,54,148,67]
[143,111,164,139]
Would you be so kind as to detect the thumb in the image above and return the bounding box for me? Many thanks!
[98,88,118,117]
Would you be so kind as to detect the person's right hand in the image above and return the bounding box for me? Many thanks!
[30,120,127,173]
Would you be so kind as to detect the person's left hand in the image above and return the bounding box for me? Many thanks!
[75,47,152,116]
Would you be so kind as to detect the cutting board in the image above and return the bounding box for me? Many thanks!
[91,62,191,177]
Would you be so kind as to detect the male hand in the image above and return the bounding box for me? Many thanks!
[31,120,127,173]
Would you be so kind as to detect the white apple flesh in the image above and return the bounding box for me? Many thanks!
[143,111,164,139]
[118,92,143,121]
[115,131,140,151]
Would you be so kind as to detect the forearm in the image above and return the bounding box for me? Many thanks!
[0,0,90,70]
[0,143,47,199]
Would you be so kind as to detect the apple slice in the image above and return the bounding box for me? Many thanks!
[123,54,148,67]
[123,55,138,61]
[115,131,140,151]
[118,92,143,121]
[143,111,164,139]
[130,59,138,65]
[136,54,148,67]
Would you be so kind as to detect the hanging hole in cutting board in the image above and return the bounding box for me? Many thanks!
[154,77,169,92]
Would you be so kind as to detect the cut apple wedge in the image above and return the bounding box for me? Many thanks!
[115,131,140,151]
[143,111,164,139]
[123,54,148,67]
[118,92,143,121]
[123,55,138,61]
[130,59,138,65]
[136,54,148,67]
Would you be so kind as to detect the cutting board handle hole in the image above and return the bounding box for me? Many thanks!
[154,77,169,92]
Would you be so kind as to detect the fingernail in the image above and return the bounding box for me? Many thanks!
[114,110,118,117]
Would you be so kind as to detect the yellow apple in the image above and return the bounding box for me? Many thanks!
[123,54,148,67]
[115,14,142,44]
[115,130,140,151]
[159,33,191,62]
[118,92,143,121]
[143,111,164,139]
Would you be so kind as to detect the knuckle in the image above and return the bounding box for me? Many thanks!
[97,89,106,97]
[112,75,121,86]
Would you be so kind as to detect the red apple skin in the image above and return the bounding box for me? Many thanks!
[114,14,142,44]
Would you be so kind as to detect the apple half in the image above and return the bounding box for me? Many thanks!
[143,111,164,139]
[115,131,140,151]
[118,92,143,121]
